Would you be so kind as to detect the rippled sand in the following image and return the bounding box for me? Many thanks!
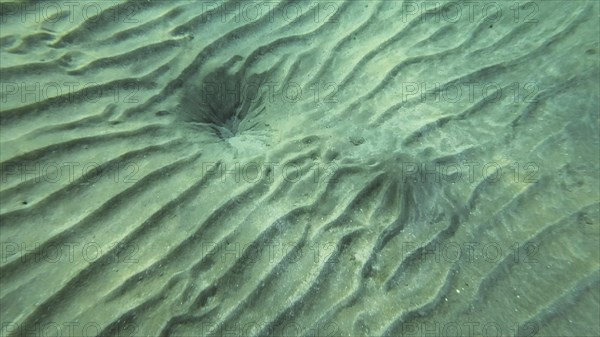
[1,1,599,336]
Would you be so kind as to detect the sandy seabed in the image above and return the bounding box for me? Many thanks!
[1,1,599,336]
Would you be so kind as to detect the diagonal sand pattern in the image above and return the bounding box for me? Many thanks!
[1,1,599,336]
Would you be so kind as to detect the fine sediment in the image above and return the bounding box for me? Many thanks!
[1,1,599,336]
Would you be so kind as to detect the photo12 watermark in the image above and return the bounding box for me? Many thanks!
[1,81,140,106]
[1,321,137,337]
[400,240,539,265]
[198,1,339,24]
[1,161,140,184]
[1,241,139,265]
[399,161,539,184]
[197,240,341,265]
[0,1,141,24]
[184,80,339,105]
[401,1,539,24]
[199,161,339,185]
[397,320,539,337]
[197,319,338,337]
[398,82,539,104]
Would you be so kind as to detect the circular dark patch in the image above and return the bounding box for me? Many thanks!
[177,56,267,141]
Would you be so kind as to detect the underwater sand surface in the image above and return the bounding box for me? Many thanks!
[1,0,599,336]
